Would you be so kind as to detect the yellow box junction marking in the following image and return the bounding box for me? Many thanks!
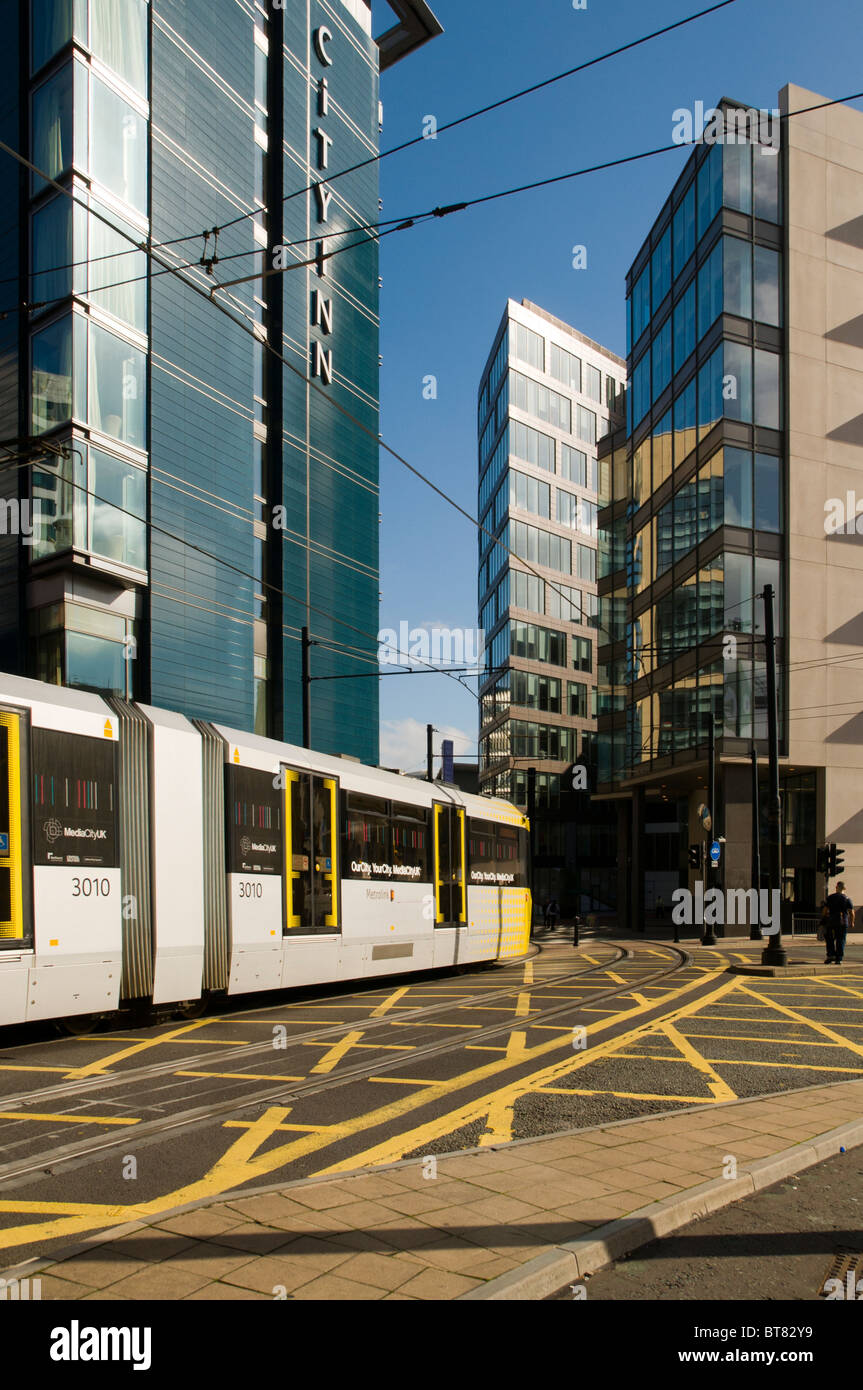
[0,970,731,1255]
[369,987,409,1018]
[62,1020,225,1079]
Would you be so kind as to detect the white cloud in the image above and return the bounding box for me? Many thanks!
[380,717,477,774]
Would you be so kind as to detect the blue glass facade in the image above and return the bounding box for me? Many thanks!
[2,0,438,766]
[598,104,785,787]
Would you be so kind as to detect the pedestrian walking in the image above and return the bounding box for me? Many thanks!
[824,880,854,964]
[544,897,560,931]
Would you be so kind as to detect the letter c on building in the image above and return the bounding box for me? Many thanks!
[314,27,333,66]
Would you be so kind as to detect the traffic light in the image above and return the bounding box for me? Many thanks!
[816,846,829,875]
[828,844,845,877]
[688,843,702,869]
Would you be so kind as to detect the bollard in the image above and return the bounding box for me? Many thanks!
[573,916,580,947]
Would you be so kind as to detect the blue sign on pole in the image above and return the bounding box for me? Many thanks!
[442,739,454,784]
[0,833,7,855]
[709,840,721,864]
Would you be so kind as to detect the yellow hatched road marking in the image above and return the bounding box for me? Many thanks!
[656,1021,736,1101]
[367,1076,438,1086]
[701,1057,863,1074]
[814,977,863,1004]
[309,1030,365,1074]
[0,971,729,1254]
[539,1086,718,1103]
[680,1031,840,1047]
[63,1020,236,1077]
[523,961,534,984]
[320,971,739,1173]
[515,992,531,1017]
[736,985,863,1058]
[0,1112,140,1126]
[369,987,410,1018]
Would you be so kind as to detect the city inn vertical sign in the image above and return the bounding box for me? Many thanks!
[311,24,334,387]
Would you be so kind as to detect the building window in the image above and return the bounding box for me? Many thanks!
[30,450,86,558]
[576,544,595,583]
[32,315,85,434]
[560,444,587,487]
[512,671,561,714]
[510,470,550,518]
[550,343,581,392]
[556,489,578,530]
[673,181,696,274]
[511,570,543,612]
[90,0,148,96]
[32,0,86,73]
[573,636,592,673]
[511,620,566,666]
[651,227,671,307]
[652,317,672,400]
[31,196,83,306]
[513,323,545,372]
[584,362,602,403]
[547,582,581,624]
[92,75,148,214]
[511,520,571,574]
[33,601,136,697]
[576,404,596,445]
[87,322,146,449]
[511,420,554,471]
[568,681,588,718]
[673,281,696,372]
[32,62,87,188]
[88,203,148,330]
[254,655,268,736]
[89,445,147,568]
[511,370,571,433]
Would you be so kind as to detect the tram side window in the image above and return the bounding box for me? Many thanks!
[226,765,283,875]
[342,792,390,878]
[468,819,528,888]
[468,818,497,883]
[391,802,430,881]
[31,728,117,867]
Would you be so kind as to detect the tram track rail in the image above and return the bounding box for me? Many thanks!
[0,941,689,1187]
[0,943,632,1112]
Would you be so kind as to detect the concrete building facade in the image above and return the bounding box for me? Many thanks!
[477,298,626,912]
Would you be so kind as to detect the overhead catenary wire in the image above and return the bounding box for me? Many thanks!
[5,88,863,707]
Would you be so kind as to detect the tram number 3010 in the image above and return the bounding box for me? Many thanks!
[239,881,263,900]
[72,878,111,898]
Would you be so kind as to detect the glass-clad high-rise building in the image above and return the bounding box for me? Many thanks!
[0,0,440,764]
[597,88,863,924]
[477,299,626,912]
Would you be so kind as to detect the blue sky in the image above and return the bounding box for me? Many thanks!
[371,0,863,773]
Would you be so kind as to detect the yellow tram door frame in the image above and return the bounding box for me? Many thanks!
[433,803,445,924]
[455,806,467,925]
[0,711,24,942]
[282,767,301,929]
[321,776,339,930]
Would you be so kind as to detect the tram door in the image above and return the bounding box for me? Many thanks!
[434,804,466,926]
[283,769,340,932]
[0,710,26,944]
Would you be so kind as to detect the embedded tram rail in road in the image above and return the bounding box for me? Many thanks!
[0,935,700,1263]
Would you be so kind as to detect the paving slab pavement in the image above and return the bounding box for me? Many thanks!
[6,1077,863,1301]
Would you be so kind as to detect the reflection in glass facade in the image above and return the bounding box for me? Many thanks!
[599,101,786,790]
[7,0,430,756]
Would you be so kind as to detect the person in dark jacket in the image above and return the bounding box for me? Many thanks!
[544,897,560,930]
[824,881,854,964]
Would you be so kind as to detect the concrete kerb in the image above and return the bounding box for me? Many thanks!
[461,1115,863,1300]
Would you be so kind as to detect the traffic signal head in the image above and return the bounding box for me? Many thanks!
[816,846,829,875]
[833,846,845,877]
[688,844,702,869]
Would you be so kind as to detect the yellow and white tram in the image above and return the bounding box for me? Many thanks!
[0,672,531,1027]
